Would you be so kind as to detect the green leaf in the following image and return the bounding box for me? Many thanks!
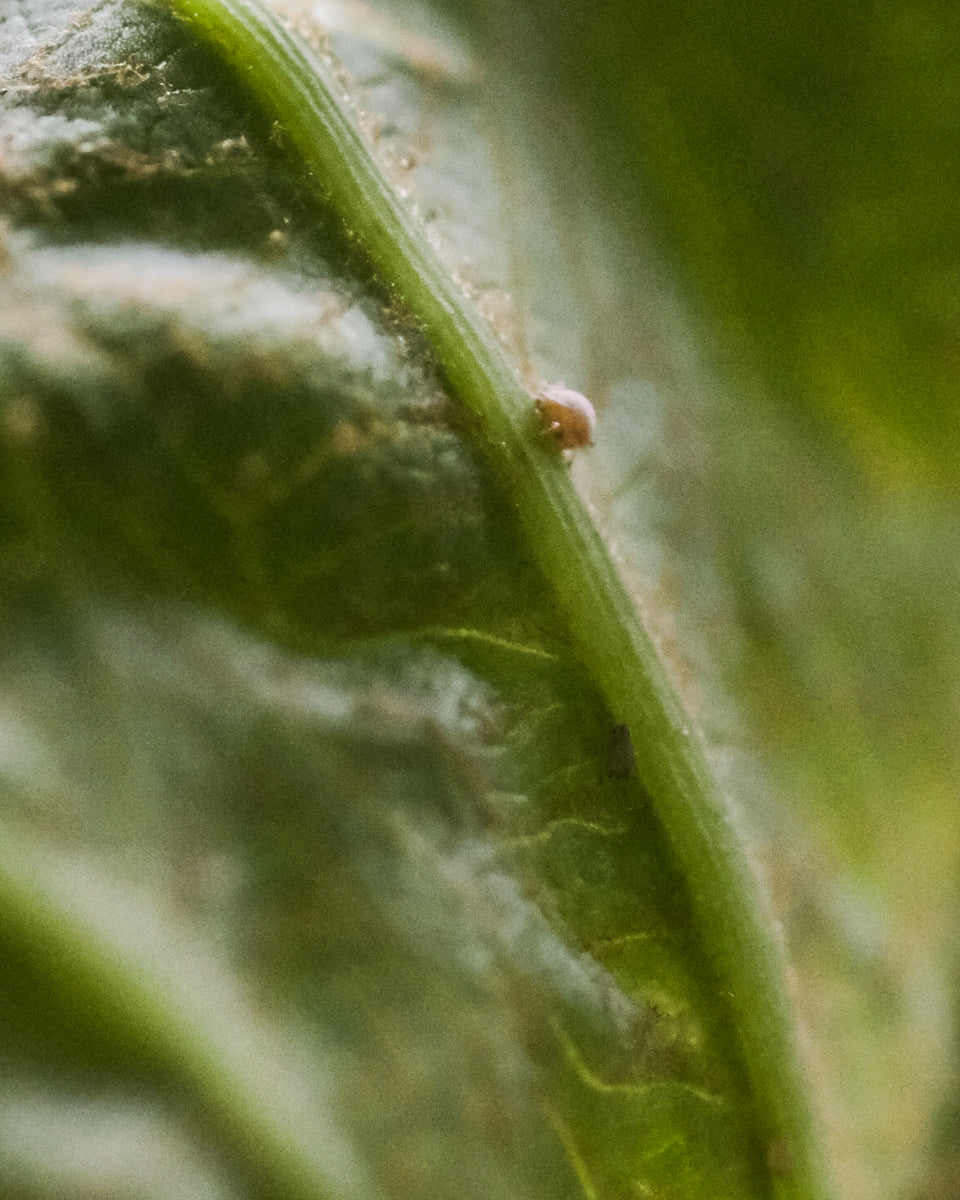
[0,1,854,1198]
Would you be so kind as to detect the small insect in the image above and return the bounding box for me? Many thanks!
[535,381,596,450]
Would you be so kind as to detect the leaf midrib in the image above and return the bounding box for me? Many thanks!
[157,3,833,1198]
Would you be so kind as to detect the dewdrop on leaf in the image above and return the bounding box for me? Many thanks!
[535,382,596,449]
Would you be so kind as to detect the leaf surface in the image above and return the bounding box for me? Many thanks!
[0,3,834,1200]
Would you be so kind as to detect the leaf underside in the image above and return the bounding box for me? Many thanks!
[0,2,793,1199]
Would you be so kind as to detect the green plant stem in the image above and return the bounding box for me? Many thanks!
[164,3,833,1198]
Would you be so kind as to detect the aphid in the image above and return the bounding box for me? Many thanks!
[535,381,596,449]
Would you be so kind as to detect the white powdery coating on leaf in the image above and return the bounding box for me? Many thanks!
[17,241,413,387]
[0,109,105,177]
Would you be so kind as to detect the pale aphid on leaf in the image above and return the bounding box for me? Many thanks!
[535,381,596,449]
